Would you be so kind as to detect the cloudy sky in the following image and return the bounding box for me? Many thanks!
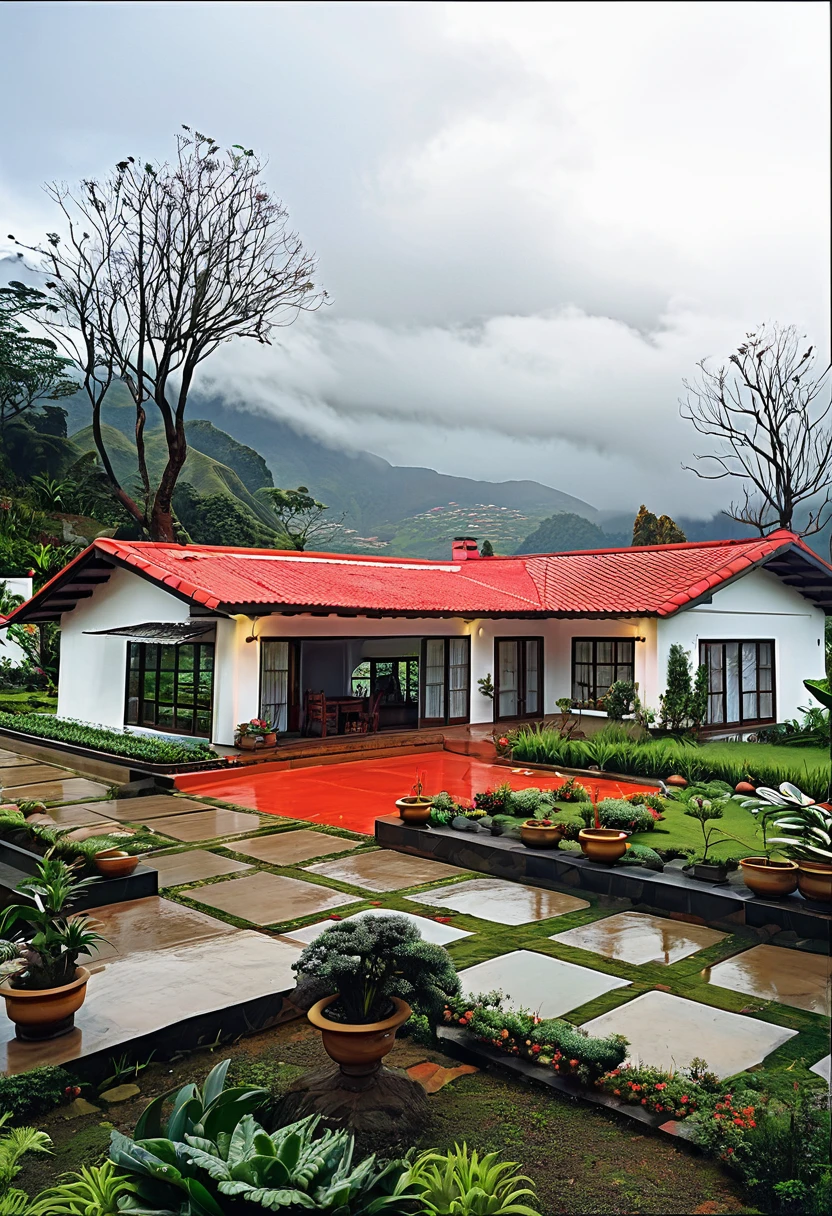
[2,0,829,516]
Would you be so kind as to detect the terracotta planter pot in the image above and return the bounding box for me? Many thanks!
[797,861,832,904]
[1,966,90,1041]
[578,828,628,864]
[94,849,139,878]
[395,796,433,825]
[740,857,798,899]
[665,775,688,788]
[307,995,412,1076]
[236,734,258,750]
[735,781,757,796]
[520,820,565,849]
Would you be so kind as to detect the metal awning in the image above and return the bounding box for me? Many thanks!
[83,622,215,644]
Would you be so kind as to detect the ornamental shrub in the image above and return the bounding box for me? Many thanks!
[506,787,555,818]
[578,798,655,833]
[604,680,637,720]
[619,843,663,869]
[552,777,589,802]
[0,1065,76,1119]
[474,783,514,814]
[596,1059,719,1119]
[0,712,217,764]
[444,990,627,1084]
[293,913,459,1024]
[625,790,668,813]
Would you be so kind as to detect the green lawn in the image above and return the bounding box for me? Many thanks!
[699,740,829,784]
[0,689,57,714]
[627,796,765,861]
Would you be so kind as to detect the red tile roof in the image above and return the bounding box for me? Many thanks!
[9,529,831,623]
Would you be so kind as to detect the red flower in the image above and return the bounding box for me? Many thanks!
[680,1095,688,1103]
[655,1082,667,1090]
[641,1098,647,1105]
[613,1088,621,1096]
[498,737,509,747]
[328,914,342,920]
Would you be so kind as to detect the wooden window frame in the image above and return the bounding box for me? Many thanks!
[570,637,635,705]
[419,636,471,726]
[699,639,776,728]
[494,636,545,722]
[124,641,215,738]
[259,639,301,733]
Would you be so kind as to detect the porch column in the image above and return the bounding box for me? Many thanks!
[212,616,259,746]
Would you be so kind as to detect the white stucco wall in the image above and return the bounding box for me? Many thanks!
[0,577,34,668]
[656,567,825,724]
[57,567,192,727]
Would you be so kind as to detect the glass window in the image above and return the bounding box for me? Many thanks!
[571,638,636,705]
[260,639,291,732]
[699,640,775,726]
[125,642,214,737]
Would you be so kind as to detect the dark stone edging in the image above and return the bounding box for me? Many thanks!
[375,816,832,941]
[0,838,157,909]
[437,1026,696,1144]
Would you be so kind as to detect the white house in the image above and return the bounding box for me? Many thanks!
[6,531,829,746]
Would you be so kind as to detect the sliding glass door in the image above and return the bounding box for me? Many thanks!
[495,637,543,720]
[420,637,471,725]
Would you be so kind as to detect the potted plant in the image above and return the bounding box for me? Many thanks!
[94,847,140,879]
[683,797,730,882]
[520,818,566,849]
[234,718,277,750]
[294,913,459,1077]
[744,782,832,904]
[395,770,434,825]
[578,791,628,864]
[0,855,107,1040]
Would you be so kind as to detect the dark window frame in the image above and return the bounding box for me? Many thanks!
[571,637,635,704]
[494,636,544,721]
[124,641,215,738]
[699,639,776,728]
[420,636,471,726]
[351,657,420,704]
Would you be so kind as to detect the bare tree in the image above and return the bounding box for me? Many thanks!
[680,325,832,539]
[10,128,325,540]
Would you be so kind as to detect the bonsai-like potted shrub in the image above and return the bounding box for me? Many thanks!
[683,797,731,882]
[234,717,277,750]
[294,914,459,1077]
[0,855,106,1040]
[578,790,628,864]
[743,782,832,904]
[395,770,434,825]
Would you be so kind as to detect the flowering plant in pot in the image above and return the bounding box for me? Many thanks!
[395,769,434,824]
[741,782,832,904]
[293,913,459,1076]
[234,717,277,749]
[0,855,107,1040]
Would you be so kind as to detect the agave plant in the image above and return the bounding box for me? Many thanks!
[406,1143,541,1216]
[29,1160,138,1215]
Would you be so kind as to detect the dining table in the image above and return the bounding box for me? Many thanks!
[325,695,368,734]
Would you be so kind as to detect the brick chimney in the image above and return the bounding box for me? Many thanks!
[452,536,480,561]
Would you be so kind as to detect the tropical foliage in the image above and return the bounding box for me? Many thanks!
[406,1143,540,1216]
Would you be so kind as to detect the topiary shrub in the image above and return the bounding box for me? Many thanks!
[293,913,460,1024]
[620,843,663,869]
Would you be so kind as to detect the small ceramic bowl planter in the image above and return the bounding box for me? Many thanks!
[796,860,832,904]
[395,796,433,826]
[94,848,140,879]
[739,857,798,899]
[520,820,566,849]
[578,828,628,864]
[307,994,412,1077]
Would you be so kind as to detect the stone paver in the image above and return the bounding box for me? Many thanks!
[408,877,588,925]
[181,870,355,925]
[149,807,262,842]
[552,911,727,966]
[234,829,361,866]
[0,763,69,785]
[459,949,630,1018]
[1,777,110,803]
[150,850,254,888]
[582,990,798,1077]
[74,795,220,823]
[0,753,37,767]
[810,1054,830,1084]
[82,895,237,963]
[282,906,473,947]
[46,804,120,829]
[0,931,302,1075]
[306,850,468,893]
[706,944,832,1016]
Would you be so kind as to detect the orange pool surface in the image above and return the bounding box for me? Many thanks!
[176,753,655,835]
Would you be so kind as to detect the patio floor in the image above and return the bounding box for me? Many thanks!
[176,751,655,834]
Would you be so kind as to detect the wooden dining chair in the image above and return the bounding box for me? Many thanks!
[305,691,338,737]
[357,688,384,734]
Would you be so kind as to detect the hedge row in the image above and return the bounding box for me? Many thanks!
[0,712,217,765]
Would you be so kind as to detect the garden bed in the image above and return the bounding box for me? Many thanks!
[375,815,832,939]
[0,836,157,909]
[0,721,228,780]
